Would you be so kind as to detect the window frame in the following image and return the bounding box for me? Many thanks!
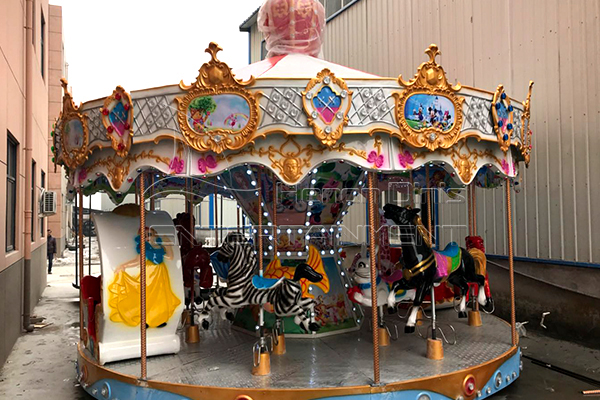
[41,8,45,78]
[321,0,361,22]
[31,160,36,242]
[40,170,45,238]
[6,134,18,252]
[260,40,267,61]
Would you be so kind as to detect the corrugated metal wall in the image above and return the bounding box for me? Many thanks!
[248,0,600,264]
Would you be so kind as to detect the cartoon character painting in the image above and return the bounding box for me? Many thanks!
[405,94,455,132]
[108,227,181,328]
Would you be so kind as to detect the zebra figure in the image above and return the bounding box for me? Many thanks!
[197,232,323,333]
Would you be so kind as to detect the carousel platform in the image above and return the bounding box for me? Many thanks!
[78,309,521,400]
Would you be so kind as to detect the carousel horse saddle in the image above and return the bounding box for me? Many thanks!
[433,243,462,280]
[252,275,283,290]
[436,242,460,258]
[210,251,230,280]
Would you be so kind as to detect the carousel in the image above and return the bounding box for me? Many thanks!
[52,1,534,399]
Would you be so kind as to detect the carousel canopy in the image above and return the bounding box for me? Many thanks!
[52,0,533,207]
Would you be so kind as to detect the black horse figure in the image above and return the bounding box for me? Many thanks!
[383,204,489,333]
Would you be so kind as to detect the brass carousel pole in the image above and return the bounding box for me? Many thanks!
[253,167,270,375]
[150,173,155,211]
[367,172,380,384]
[78,190,84,341]
[271,173,286,355]
[213,183,218,247]
[425,166,433,245]
[374,175,389,347]
[468,185,473,236]
[472,185,478,235]
[506,179,517,346]
[220,191,224,245]
[139,173,148,380]
[186,178,200,343]
[425,165,443,360]
[468,184,482,327]
[409,171,415,208]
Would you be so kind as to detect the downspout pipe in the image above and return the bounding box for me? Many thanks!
[23,0,34,333]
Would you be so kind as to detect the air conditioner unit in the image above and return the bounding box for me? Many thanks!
[39,190,57,216]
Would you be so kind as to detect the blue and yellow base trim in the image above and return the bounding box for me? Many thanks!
[77,343,521,400]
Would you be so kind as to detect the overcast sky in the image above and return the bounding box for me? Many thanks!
[51,0,264,102]
[50,0,264,209]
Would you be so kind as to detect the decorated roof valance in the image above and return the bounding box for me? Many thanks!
[52,43,534,199]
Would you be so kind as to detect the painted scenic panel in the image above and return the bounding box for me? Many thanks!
[65,119,84,151]
[404,94,455,132]
[187,94,250,134]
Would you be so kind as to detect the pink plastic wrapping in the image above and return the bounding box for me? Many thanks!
[258,0,326,58]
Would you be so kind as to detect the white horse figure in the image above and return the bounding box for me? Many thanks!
[349,245,415,311]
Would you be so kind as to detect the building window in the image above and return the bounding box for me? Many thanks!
[41,10,45,78]
[6,134,18,252]
[31,160,36,242]
[40,170,45,237]
[260,40,267,61]
[320,0,357,19]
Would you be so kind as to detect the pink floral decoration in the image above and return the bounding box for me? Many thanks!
[169,156,184,174]
[501,159,514,175]
[198,155,218,173]
[78,168,87,183]
[367,151,384,168]
[398,151,414,168]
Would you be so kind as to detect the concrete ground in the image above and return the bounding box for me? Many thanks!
[0,250,599,399]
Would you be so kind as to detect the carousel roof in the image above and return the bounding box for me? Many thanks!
[51,0,534,209]
[233,54,381,81]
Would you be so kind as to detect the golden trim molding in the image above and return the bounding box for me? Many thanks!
[393,44,465,151]
[100,86,134,158]
[519,81,534,164]
[491,84,514,153]
[175,42,259,154]
[57,78,90,170]
[302,69,353,148]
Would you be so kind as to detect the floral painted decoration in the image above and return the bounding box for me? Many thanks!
[367,150,384,168]
[198,155,218,174]
[78,168,88,184]
[169,156,185,174]
[501,159,515,175]
[398,150,415,169]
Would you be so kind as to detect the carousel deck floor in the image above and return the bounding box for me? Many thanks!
[106,309,512,389]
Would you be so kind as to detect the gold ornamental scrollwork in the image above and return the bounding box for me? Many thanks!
[57,78,90,170]
[100,86,134,158]
[175,42,259,154]
[83,150,172,189]
[491,84,514,153]
[302,69,353,148]
[393,44,464,151]
[519,81,534,165]
[223,137,372,184]
[441,141,502,183]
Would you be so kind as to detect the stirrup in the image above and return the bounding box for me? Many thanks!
[252,336,272,368]
[381,320,399,341]
[481,298,495,314]
[417,323,457,345]
[272,319,284,345]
